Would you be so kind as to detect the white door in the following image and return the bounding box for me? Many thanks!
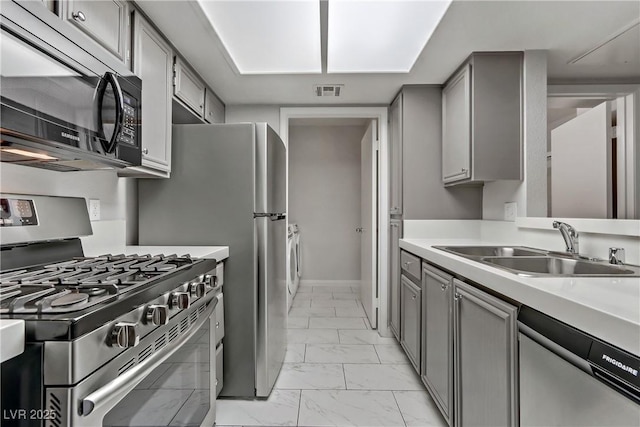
[551,101,612,218]
[360,121,377,328]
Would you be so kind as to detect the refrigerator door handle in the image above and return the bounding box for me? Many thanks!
[254,213,286,220]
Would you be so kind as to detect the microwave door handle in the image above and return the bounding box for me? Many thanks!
[96,72,124,154]
[80,297,216,420]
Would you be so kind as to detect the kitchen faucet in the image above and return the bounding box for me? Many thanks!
[552,221,579,255]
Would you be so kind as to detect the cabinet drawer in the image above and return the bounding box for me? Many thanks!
[400,250,421,281]
[215,293,225,342]
[215,343,223,396]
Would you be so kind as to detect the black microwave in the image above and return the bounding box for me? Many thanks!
[0,18,141,171]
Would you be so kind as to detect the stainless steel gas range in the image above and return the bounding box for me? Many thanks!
[0,194,219,427]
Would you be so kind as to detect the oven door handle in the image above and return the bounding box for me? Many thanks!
[80,297,217,417]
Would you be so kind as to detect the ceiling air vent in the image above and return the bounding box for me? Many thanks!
[314,84,343,97]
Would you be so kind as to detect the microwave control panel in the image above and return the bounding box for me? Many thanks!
[0,198,38,226]
[119,94,138,146]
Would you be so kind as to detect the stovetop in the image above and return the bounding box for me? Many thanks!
[0,254,217,340]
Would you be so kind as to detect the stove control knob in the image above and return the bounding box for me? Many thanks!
[170,292,190,310]
[111,322,139,348]
[189,282,206,298]
[145,304,169,326]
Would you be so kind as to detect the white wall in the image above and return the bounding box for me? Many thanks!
[483,50,548,220]
[289,124,366,280]
[0,163,136,244]
[225,105,281,134]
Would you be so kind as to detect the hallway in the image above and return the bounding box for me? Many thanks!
[216,284,446,427]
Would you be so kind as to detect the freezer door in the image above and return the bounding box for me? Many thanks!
[255,215,287,396]
[255,123,286,214]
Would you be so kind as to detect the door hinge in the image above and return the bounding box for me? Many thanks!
[374,297,379,308]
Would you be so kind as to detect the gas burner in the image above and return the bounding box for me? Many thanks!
[50,292,89,307]
[79,287,107,297]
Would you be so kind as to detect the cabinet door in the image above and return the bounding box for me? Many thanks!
[389,93,403,214]
[389,220,402,339]
[132,12,172,174]
[422,265,453,424]
[64,0,129,63]
[453,280,518,427]
[174,58,206,117]
[400,276,421,373]
[442,64,471,183]
[204,89,225,124]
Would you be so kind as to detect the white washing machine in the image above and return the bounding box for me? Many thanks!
[287,224,301,311]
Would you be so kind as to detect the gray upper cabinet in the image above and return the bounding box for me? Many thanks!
[121,11,173,178]
[388,86,483,219]
[442,66,471,183]
[174,57,206,118]
[442,52,523,186]
[61,0,130,66]
[389,220,402,339]
[389,94,403,215]
[453,279,518,427]
[400,275,421,373]
[204,88,225,124]
[422,264,453,425]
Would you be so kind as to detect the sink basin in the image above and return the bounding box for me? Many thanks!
[436,246,548,258]
[481,257,640,277]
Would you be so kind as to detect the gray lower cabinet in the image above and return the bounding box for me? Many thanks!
[389,220,402,338]
[400,275,421,373]
[422,264,453,425]
[453,279,518,427]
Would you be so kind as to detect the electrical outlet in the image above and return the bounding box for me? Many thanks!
[89,199,101,221]
[504,202,517,222]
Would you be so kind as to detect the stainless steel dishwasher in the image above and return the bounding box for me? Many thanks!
[518,306,640,426]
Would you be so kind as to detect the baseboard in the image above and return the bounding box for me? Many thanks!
[299,280,360,287]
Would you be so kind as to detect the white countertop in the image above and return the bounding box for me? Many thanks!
[123,246,229,261]
[0,319,25,363]
[400,238,640,356]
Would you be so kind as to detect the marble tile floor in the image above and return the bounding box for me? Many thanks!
[215,283,447,427]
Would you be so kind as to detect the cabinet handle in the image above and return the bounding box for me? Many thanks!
[441,283,448,291]
[72,11,86,22]
[461,168,468,173]
[142,148,149,155]
[411,294,417,300]
[454,293,463,301]
[216,321,220,328]
[390,223,398,228]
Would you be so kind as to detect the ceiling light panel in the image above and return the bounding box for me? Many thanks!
[328,0,452,73]
[198,0,321,74]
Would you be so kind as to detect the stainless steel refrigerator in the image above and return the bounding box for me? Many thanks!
[138,123,287,398]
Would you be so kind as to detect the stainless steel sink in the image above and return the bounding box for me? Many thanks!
[481,256,640,277]
[435,246,548,258]
[434,245,640,277]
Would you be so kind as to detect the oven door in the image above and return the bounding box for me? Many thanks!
[48,296,217,427]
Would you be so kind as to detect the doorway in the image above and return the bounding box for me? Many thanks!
[280,107,389,335]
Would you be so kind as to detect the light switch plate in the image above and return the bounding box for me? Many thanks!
[89,199,101,221]
[504,202,517,222]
